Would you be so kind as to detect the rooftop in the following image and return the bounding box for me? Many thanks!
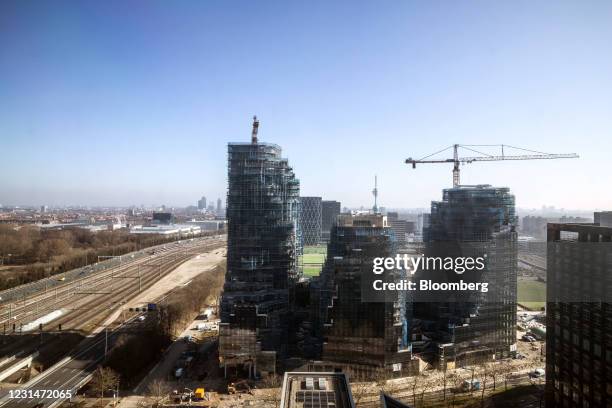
[337,214,388,228]
[280,372,355,408]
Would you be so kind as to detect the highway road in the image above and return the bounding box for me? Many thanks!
[0,315,143,408]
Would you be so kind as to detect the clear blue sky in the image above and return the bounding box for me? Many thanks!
[1,1,611,210]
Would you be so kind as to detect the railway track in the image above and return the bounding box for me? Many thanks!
[0,242,186,324]
[0,237,224,331]
[59,252,200,332]
[0,239,225,385]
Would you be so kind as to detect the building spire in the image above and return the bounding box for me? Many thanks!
[251,115,259,144]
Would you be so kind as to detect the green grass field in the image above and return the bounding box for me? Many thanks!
[300,245,327,277]
[518,280,546,311]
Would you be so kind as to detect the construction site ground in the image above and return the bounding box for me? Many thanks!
[125,248,226,310]
[109,289,544,408]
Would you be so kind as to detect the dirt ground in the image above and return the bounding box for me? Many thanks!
[126,247,226,309]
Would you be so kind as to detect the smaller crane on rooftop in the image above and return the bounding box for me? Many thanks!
[251,115,260,144]
[406,144,578,188]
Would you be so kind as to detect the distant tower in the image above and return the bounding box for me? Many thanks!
[216,198,222,214]
[198,196,207,210]
[372,175,379,213]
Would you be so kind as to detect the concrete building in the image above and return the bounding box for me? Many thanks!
[387,219,415,244]
[219,118,300,377]
[319,214,416,379]
[300,197,322,246]
[216,198,223,215]
[186,219,226,231]
[280,372,355,408]
[416,213,430,236]
[522,215,591,239]
[415,185,518,368]
[198,196,207,210]
[321,200,341,242]
[594,210,612,227]
[152,212,173,224]
[129,224,201,236]
[545,222,612,407]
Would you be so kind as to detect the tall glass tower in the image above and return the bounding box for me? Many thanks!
[415,184,518,368]
[219,118,300,377]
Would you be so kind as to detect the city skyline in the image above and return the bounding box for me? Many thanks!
[2,1,612,209]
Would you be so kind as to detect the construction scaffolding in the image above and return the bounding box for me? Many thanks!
[220,131,301,377]
[415,185,518,368]
[319,214,417,379]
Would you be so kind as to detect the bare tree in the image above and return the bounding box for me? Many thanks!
[260,375,282,408]
[479,364,489,408]
[502,360,513,390]
[147,379,170,405]
[446,372,459,407]
[380,379,400,398]
[419,378,433,407]
[410,376,419,408]
[89,366,119,399]
[350,381,372,407]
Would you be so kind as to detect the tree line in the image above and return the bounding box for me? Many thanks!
[0,224,219,290]
[92,263,226,388]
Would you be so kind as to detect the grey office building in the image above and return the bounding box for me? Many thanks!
[321,200,341,242]
[300,197,322,246]
[545,222,612,407]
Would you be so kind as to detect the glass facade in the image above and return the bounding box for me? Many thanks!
[415,185,518,368]
[319,214,415,379]
[219,141,300,377]
[299,197,322,246]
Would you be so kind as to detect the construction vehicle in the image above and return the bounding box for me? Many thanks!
[194,388,205,399]
[406,144,578,187]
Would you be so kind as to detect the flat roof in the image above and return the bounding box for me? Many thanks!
[280,372,355,408]
[129,224,201,234]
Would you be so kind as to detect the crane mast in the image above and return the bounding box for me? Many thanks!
[406,144,579,187]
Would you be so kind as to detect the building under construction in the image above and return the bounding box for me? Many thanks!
[318,214,417,379]
[414,185,518,368]
[219,118,301,377]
